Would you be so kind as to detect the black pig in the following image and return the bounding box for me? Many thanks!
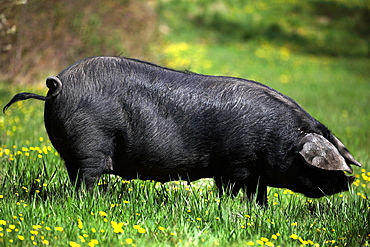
[4,56,362,205]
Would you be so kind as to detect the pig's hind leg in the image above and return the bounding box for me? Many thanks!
[61,125,116,191]
[65,154,113,191]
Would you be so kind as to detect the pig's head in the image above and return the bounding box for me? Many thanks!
[285,133,361,198]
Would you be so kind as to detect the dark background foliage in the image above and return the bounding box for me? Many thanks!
[0,0,158,83]
[0,0,369,84]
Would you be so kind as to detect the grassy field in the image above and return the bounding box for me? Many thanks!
[1,1,369,246]
[0,45,369,247]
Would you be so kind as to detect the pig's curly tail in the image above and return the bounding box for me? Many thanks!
[3,76,62,113]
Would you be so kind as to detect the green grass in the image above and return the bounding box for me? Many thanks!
[0,45,369,246]
[1,1,370,246]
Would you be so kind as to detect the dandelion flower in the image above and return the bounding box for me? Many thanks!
[54,227,63,232]
[111,221,124,233]
[290,234,298,240]
[260,237,269,242]
[77,219,83,229]
[69,241,80,247]
[98,211,107,217]
[125,238,133,244]
[256,240,264,245]
[299,237,308,244]
[79,236,86,242]
[88,239,99,247]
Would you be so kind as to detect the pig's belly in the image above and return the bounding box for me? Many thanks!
[110,162,214,183]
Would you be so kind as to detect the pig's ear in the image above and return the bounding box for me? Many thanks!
[330,135,362,167]
[299,133,353,174]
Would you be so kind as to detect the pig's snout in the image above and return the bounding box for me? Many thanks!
[346,175,355,185]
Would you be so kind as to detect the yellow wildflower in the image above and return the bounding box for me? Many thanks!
[77,219,83,229]
[290,234,298,240]
[260,237,269,242]
[69,241,80,247]
[256,239,264,245]
[54,227,63,232]
[88,239,99,247]
[98,211,107,217]
[111,221,124,233]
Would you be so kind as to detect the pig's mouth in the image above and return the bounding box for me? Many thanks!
[308,175,355,198]
[346,174,355,185]
[332,175,355,194]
